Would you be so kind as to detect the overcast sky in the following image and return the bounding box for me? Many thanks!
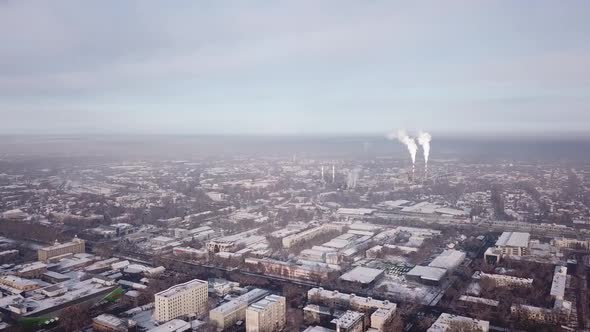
[1,0,589,136]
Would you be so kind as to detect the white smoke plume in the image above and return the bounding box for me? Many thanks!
[417,131,432,165]
[347,168,361,189]
[388,130,418,165]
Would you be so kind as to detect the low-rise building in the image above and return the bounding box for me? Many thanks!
[338,267,384,287]
[0,275,40,292]
[93,314,137,332]
[307,288,396,330]
[37,236,85,262]
[427,313,489,332]
[477,272,533,288]
[428,250,466,271]
[510,304,560,324]
[282,224,342,249]
[550,266,567,301]
[15,262,47,278]
[207,229,263,253]
[370,307,395,332]
[495,232,530,256]
[150,236,176,247]
[406,266,447,285]
[245,258,335,282]
[332,310,364,332]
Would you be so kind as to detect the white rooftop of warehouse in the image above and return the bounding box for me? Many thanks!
[401,202,439,214]
[339,266,384,284]
[428,250,466,270]
[434,207,467,216]
[407,266,446,282]
[495,232,530,248]
[379,200,410,208]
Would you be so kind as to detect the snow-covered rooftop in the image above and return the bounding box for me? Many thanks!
[550,265,567,299]
[427,313,490,332]
[339,267,384,284]
[406,266,446,282]
[495,232,530,248]
[428,250,466,270]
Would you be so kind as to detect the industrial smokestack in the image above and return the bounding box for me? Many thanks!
[417,131,432,165]
[418,131,432,180]
[388,130,418,178]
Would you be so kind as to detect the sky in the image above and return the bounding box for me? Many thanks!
[1,0,589,136]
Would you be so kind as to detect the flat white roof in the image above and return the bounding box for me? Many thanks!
[147,319,190,332]
[323,239,350,249]
[407,266,446,281]
[428,250,466,270]
[156,279,207,298]
[339,267,384,284]
[428,313,489,332]
[495,232,530,248]
[0,275,38,287]
[337,208,374,215]
[331,310,363,328]
[303,326,335,332]
[550,266,567,299]
[210,288,269,315]
[152,236,174,241]
[248,295,284,313]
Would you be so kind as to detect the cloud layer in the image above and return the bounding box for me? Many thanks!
[1,0,589,135]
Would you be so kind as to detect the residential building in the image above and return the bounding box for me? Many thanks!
[154,279,208,322]
[427,313,489,332]
[307,288,396,330]
[332,311,364,332]
[477,272,533,288]
[245,295,286,332]
[550,266,567,301]
[209,288,269,330]
[370,308,395,332]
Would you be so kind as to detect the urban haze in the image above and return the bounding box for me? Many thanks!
[0,2,589,332]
